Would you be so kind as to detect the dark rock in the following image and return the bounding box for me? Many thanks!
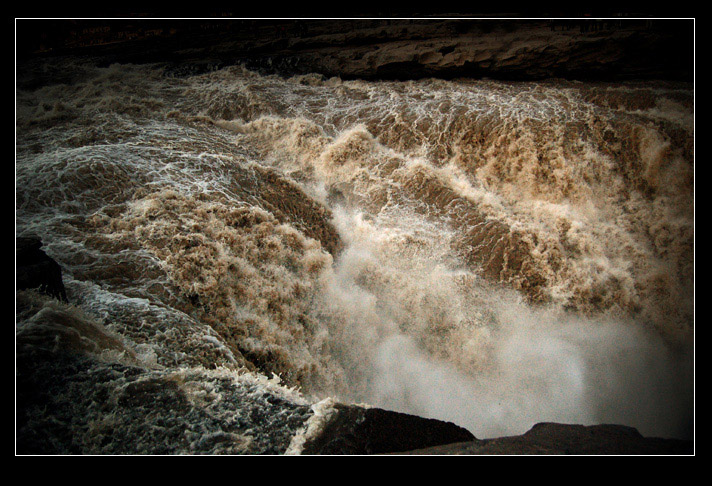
[17,20,693,82]
[16,236,68,302]
[301,403,475,455]
[395,422,694,455]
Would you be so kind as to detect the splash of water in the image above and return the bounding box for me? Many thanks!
[16,60,694,440]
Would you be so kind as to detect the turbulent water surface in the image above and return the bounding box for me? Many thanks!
[16,58,694,448]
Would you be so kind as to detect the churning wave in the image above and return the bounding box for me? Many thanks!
[16,59,693,441]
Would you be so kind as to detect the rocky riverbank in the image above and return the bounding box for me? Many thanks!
[394,423,693,455]
[18,19,693,81]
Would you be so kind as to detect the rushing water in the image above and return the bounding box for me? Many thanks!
[16,58,694,443]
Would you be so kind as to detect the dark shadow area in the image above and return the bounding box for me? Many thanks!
[16,18,693,81]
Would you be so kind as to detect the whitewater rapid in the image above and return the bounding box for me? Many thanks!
[16,59,693,441]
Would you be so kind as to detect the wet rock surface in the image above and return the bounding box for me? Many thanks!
[395,422,694,455]
[300,403,476,454]
[16,236,68,302]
